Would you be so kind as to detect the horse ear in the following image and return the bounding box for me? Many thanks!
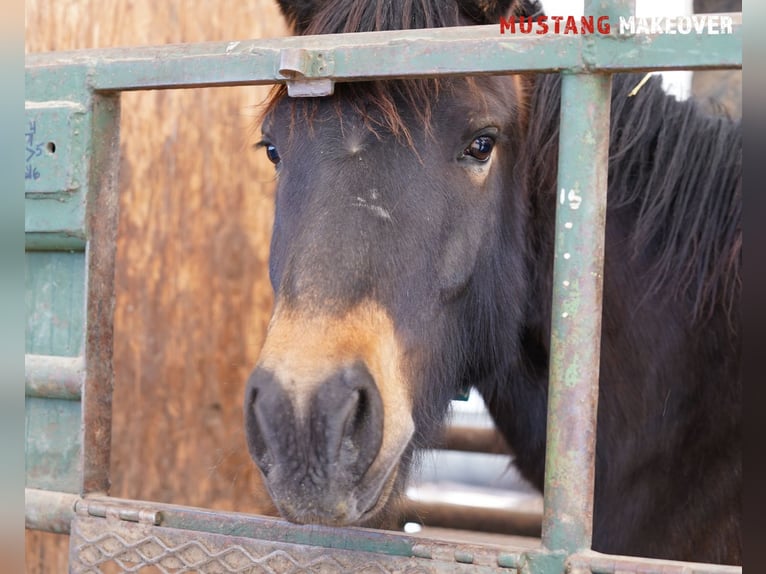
[457,0,543,24]
[276,0,319,34]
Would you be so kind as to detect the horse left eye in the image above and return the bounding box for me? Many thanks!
[265,144,281,165]
[463,135,495,162]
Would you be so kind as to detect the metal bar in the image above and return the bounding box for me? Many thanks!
[537,0,637,560]
[25,354,84,400]
[24,14,741,93]
[541,59,614,563]
[400,499,541,538]
[72,494,532,569]
[27,492,742,572]
[80,93,121,496]
[24,232,87,251]
[25,488,79,533]
[568,550,742,574]
[68,515,512,574]
[439,426,512,455]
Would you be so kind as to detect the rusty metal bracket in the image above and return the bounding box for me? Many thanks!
[278,47,335,97]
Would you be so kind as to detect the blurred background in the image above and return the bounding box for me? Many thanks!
[24,0,740,571]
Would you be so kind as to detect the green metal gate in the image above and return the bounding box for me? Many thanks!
[25,1,742,572]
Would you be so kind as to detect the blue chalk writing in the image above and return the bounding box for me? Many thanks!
[25,119,43,180]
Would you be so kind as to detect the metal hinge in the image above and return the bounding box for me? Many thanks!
[74,499,162,526]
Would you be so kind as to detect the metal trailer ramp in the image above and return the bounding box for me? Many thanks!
[25,1,743,572]
[29,491,739,573]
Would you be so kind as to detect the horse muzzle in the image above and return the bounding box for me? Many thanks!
[244,361,408,525]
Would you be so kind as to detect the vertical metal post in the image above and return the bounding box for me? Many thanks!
[541,70,610,556]
[81,92,121,496]
[540,0,635,556]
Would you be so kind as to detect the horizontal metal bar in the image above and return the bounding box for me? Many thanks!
[25,354,84,400]
[440,426,512,455]
[29,493,740,572]
[24,232,87,251]
[400,499,541,539]
[25,14,741,93]
[568,550,742,574]
[25,488,79,533]
[70,494,533,568]
[25,197,87,241]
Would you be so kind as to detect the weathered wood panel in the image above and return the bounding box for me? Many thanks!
[25,1,286,570]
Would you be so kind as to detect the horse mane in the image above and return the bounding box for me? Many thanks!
[301,0,462,34]
[525,72,742,325]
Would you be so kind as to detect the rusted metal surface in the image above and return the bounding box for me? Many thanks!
[69,516,510,573]
[28,490,742,573]
[25,488,79,534]
[25,101,87,194]
[25,354,84,400]
[25,251,86,355]
[24,14,741,95]
[25,252,85,494]
[25,397,82,492]
[25,88,90,251]
[279,47,335,96]
[81,93,121,496]
[67,496,535,572]
[541,71,612,556]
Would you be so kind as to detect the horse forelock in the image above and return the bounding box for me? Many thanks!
[261,0,531,146]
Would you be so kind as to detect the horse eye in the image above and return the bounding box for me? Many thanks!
[265,144,281,165]
[463,135,495,162]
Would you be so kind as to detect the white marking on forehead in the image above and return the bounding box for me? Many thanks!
[345,132,367,155]
[354,196,393,222]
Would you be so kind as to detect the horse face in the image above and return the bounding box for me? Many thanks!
[245,1,525,528]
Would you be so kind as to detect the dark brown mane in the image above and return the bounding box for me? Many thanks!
[302,0,463,34]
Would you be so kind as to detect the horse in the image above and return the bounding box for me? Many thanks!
[244,0,741,564]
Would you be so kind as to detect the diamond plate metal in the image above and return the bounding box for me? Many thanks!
[69,516,514,573]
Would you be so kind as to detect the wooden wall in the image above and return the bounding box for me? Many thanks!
[25,1,286,571]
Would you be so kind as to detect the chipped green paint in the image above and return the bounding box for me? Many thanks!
[542,70,611,557]
[24,16,740,95]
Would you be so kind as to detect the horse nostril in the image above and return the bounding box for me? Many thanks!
[244,367,289,474]
[345,387,369,443]
[313,362,384,476]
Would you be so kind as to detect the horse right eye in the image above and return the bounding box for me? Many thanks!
[463,135,495,162]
